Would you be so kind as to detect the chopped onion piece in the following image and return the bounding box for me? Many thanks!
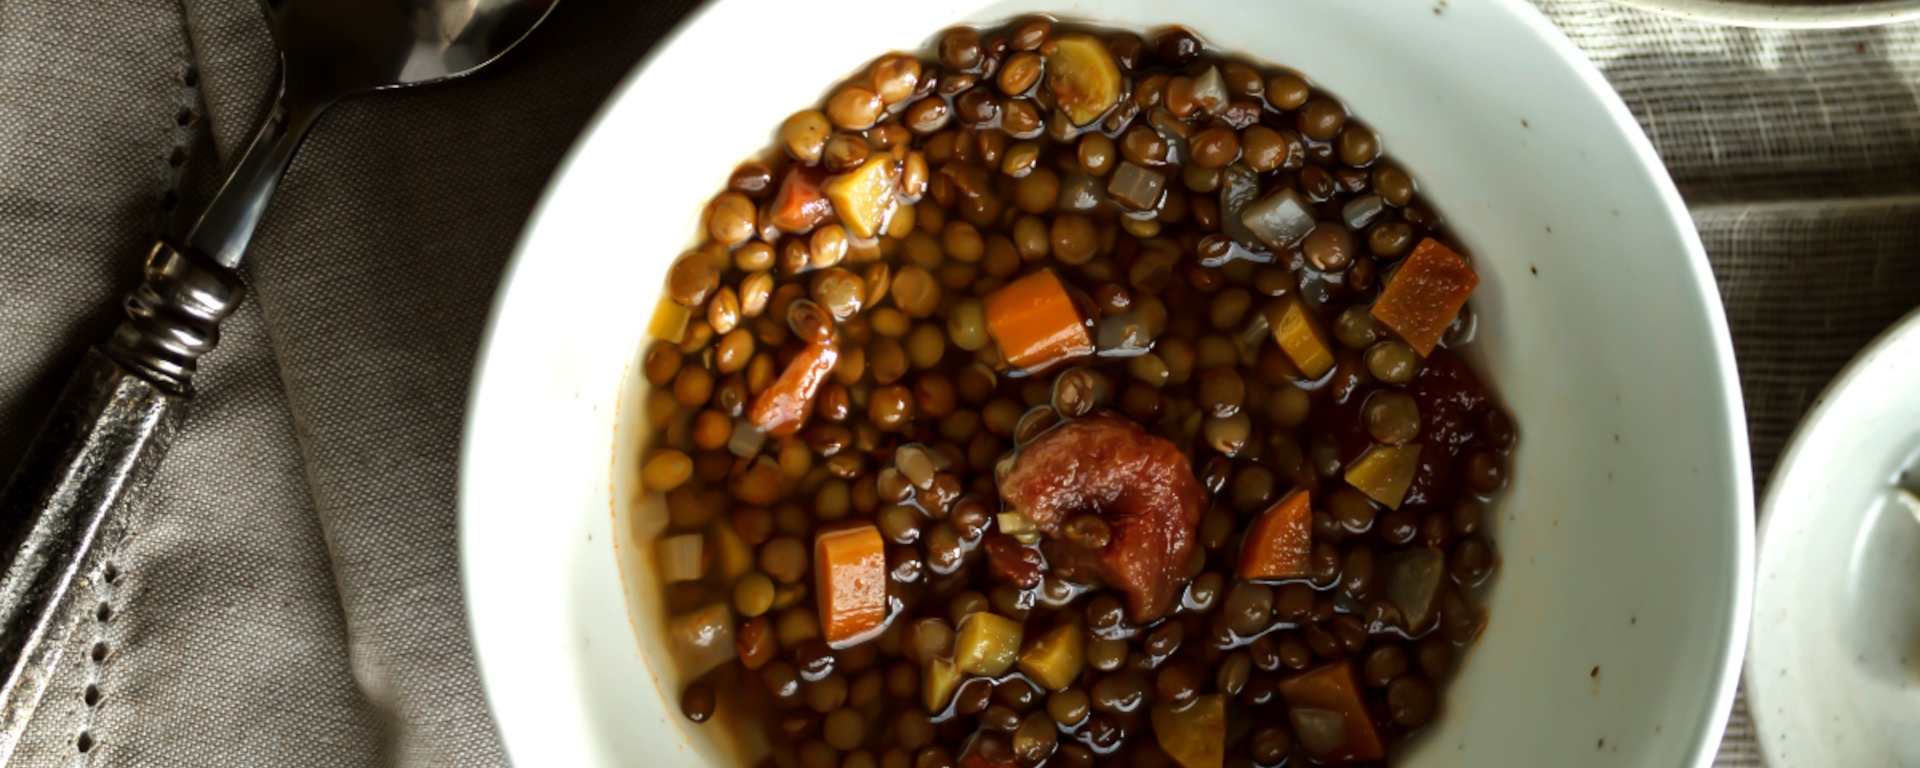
[1149,108,1192,165]
[658,533,706,582]
[1190,66,1229,116]
[1241,187,1318,251]
[1108,162,1168,212]
[1219,165,1265,251]
[1096,310,1155,357]
[1383,548,1446,633]
[728,417,766,457]
[670,602,737,677]
[1342,194,1386,230]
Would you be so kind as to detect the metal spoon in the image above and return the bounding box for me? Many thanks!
[0,0,558,758]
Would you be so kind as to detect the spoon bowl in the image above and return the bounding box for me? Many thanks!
[190,0,562,266]
[273,0,562,100]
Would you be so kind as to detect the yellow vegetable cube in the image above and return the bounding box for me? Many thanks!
[1017,623,1085,690]
[1270,294,1334,379]
[924,655,962,712]
[824,157,900,239]
[953,611,1023,677]
[1344,443,1423,509]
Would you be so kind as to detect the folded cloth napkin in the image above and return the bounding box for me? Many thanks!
[0,0,1913,766]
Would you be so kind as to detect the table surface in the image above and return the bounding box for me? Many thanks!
[0,0,1915,765]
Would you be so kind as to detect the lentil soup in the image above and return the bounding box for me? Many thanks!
[633,19,1513,768]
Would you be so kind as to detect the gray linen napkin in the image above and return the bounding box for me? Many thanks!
[0,1,1913,766]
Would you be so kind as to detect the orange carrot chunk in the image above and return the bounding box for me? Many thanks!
[749,341,839,437]
[1238,489,1313,580]
[982,269,1094,373]
[1277,661,1386,762]
[1371,238,1479,356]
[815,523,888,646]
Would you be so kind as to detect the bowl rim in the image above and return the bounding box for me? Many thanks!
[1604,0,1920,28]
[459,0,1756,764]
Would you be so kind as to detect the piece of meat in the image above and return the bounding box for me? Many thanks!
[999,412,1205,622]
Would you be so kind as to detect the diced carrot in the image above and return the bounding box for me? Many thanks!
[1277,661,1385,762]
[982,269,1093,373]
[749,341,839,437]
[1238,489,1313,580]
[814,523,888,646]
[1344,443,1422,509]
[1269,294,1334,379]
[1371,238,1479,356]
[824,156,900,239]
[771,164,834,234]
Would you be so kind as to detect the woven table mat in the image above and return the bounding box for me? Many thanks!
[0,1,1915,765]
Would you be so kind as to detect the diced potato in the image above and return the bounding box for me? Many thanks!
[1238,490,1312,580]
[1044,34,1122,126]
[815,523,889,646]
[1151,694,1226,768]
[953,611,1023,676]
[1344,443,1422,509]
[825,157,900,239]
[1017,623,1085,690]
[648,298,690,343]
[924,655,962,712]
[1269,294,1334,380]
[1277,662,1384,762]
[669,602,737,678]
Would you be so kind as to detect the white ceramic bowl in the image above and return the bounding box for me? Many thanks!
[1748,307,1920,767]
[461,0,1754,765]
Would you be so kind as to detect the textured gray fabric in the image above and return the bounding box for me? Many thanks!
[0,0,1912,766]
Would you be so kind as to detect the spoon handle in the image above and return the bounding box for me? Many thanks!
[0,243,242,761]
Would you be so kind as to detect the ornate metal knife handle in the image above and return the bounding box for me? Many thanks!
[0,242,242,760]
